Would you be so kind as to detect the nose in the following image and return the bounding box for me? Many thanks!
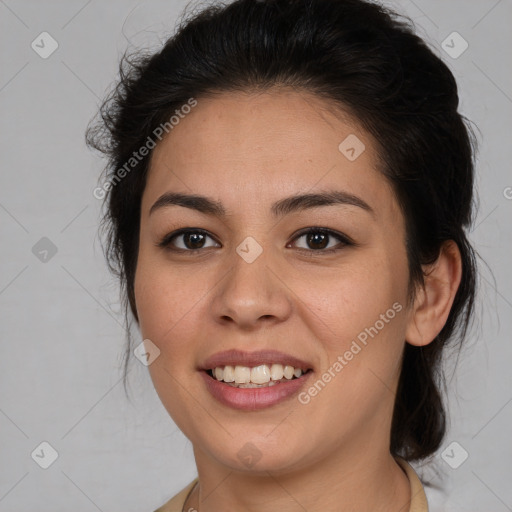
[210,245,293,330]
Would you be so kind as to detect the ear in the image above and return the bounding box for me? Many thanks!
[405,240,463,347]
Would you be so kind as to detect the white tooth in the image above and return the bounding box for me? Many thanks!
[250,365,271,384]
[223,365,235,382]
[294,368,302,378]
[234,380,281,388]
[270,364,284,381]
[234,365,251,384]
[283,365,295,379]
[214,367,224,381]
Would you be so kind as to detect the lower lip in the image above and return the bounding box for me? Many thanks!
[200,370,312,411]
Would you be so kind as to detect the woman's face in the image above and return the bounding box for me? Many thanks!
[134,89,413,474]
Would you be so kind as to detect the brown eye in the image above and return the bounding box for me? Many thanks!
[304,231,329,250]
[158,229,220,252]
[289,228,352,253]
[184,232,206,249]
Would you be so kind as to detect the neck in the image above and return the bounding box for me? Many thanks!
[186,440,411,512]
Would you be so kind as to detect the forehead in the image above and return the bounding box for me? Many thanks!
[144,89,400,223]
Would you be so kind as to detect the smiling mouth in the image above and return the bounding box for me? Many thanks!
[205,364,313,388]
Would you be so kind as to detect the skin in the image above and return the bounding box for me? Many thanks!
[134,88,462,511]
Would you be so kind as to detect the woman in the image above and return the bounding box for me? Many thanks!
[87,0,478,510]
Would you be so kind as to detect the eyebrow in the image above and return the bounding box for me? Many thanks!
[149,190,374,218]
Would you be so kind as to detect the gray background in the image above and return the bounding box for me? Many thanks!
[0,0,511,510]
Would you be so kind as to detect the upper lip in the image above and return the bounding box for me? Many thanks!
[200,349,313,371]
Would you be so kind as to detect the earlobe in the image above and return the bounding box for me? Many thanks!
[405,240,463,347]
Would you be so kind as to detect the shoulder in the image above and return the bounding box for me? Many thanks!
[153,479,198,512]
[395,457,429,512]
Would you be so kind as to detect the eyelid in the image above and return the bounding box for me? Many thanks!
[288,227,354,253]
[291,226,353,242]
[156,228,220,251]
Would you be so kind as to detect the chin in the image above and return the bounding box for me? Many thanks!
[196,432,312,474]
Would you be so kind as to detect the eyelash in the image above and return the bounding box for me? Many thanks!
[156,227,354,255]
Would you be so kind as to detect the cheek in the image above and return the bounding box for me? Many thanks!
[133,251,219,396]
[134,250,203,339]
[293,258,407,348]
[293,252,409,409]
[133,257,209,428]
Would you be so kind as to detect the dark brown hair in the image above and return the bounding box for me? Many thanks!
[86,0,478,462]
